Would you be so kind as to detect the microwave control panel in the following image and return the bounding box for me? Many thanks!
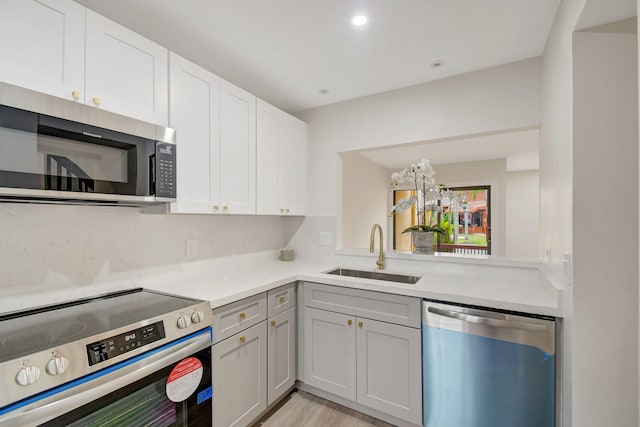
[155,143,176,198]
[86,321,166,366]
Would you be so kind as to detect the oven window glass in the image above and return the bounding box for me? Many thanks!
[42,347,212,427]
[68,381,176,427]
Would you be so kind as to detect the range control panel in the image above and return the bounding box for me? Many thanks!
[87,321,166,366]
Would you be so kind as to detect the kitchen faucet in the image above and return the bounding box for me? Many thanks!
[369,224,385,269]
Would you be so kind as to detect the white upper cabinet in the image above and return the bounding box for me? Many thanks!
[0,0,85,101]
[167,53,220,213]
[219,79,256,215]
[280,112,308,215]
[256,100,281,215]
[0,3,168,126]
[256,99,308,216]
[85,10,168,125]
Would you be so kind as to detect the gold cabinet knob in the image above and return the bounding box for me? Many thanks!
[223,205,229,212]
[358,321,363,328]
[72,90,80,100]
[213,205,219,211]
[271,320,276,327]
[279,296,286,304]
[92,97,101,105]
[239,336,246,344]
[239,312,246,320]
[347,319,352,326]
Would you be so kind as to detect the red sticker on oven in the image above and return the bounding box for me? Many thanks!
[166,357,203,402]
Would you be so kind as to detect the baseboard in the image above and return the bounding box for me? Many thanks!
[296,381,422,427]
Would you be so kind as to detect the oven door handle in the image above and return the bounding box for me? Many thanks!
[0,331,211,427]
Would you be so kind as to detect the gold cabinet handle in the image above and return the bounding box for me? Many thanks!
[347,319,352,326]
[279,296,286,304]
[72,90,80,100]
[223,205,229,212]
[239,336,246,344]
[239,312,246,320]
[358,321,363,328]
[92,97,101,105]
[213,205,219,211]
[271,320,276,327]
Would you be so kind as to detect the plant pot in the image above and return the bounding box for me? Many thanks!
[412,231,435,254]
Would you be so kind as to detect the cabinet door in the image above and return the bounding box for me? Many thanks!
[219,79,256,214]
[212,321,267,427]
[356,318,422,424]
[168,53,220,213]
[279,113,308,215]
[0,0,84,101]
[303,307,356,401]
[267,307,296,406]
[256,99,281,215]
[85,10,168,125]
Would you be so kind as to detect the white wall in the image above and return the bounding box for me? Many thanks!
[432,159,507,256]
[506,170,540,259]
[572,30,638,427]
[0,203,295,296]
[539,2,585,424]
[340,152,389,250]
[296,57,542,217]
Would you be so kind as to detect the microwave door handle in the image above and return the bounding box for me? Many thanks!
[0,333,211,427]
[427,306,548,332]
[149,153,156,195]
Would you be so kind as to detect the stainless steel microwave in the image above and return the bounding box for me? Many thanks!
[0,82,176,206]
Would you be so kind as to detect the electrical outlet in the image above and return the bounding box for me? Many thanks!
[319,232,332,247]
[185,239,198,258]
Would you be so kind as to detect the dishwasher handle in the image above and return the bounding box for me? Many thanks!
[427,306,548,332]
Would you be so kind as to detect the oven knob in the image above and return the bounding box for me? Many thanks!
[191,311,204,324]
[46,356,70,376]
[177,315,191,329]
[15,365,41,386]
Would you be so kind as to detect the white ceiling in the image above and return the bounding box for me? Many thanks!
[75,0,562,113]
[358,128,540,171]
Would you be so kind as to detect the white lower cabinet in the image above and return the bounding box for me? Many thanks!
[303,308,356,400]
[212,284,297,426]
[267,306,296,405]
[212,321,267,427]
[301,283,422,425]
[356,318,422,424]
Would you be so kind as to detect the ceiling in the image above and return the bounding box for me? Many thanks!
[75,0,562,113]
[358,128,540,171]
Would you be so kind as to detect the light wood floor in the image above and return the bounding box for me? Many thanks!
[252,391,396,427]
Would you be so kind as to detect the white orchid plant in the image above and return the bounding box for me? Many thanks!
[390,158,448,236]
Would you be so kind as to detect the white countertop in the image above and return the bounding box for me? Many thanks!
[144,255,562,317]
[0,251,562,318]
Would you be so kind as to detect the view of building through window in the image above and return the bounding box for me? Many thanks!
[393,186,491,254]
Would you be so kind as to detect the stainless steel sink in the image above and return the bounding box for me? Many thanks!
[326,268,422,284]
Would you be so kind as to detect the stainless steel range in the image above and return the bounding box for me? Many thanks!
[0,288,214,426]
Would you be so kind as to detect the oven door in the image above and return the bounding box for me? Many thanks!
[0,328,212,427]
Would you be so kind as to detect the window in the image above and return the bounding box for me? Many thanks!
[393,186,491,254]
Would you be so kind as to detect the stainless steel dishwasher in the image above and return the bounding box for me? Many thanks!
[422,300,556,427]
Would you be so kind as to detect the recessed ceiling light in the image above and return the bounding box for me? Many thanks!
[431,60,445,68]
[352,15,367,26]
[318,89,330,95]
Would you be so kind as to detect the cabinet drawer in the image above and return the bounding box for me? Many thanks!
[267,282,296,317]
[213,293,267,342]
[303,282,420,328]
